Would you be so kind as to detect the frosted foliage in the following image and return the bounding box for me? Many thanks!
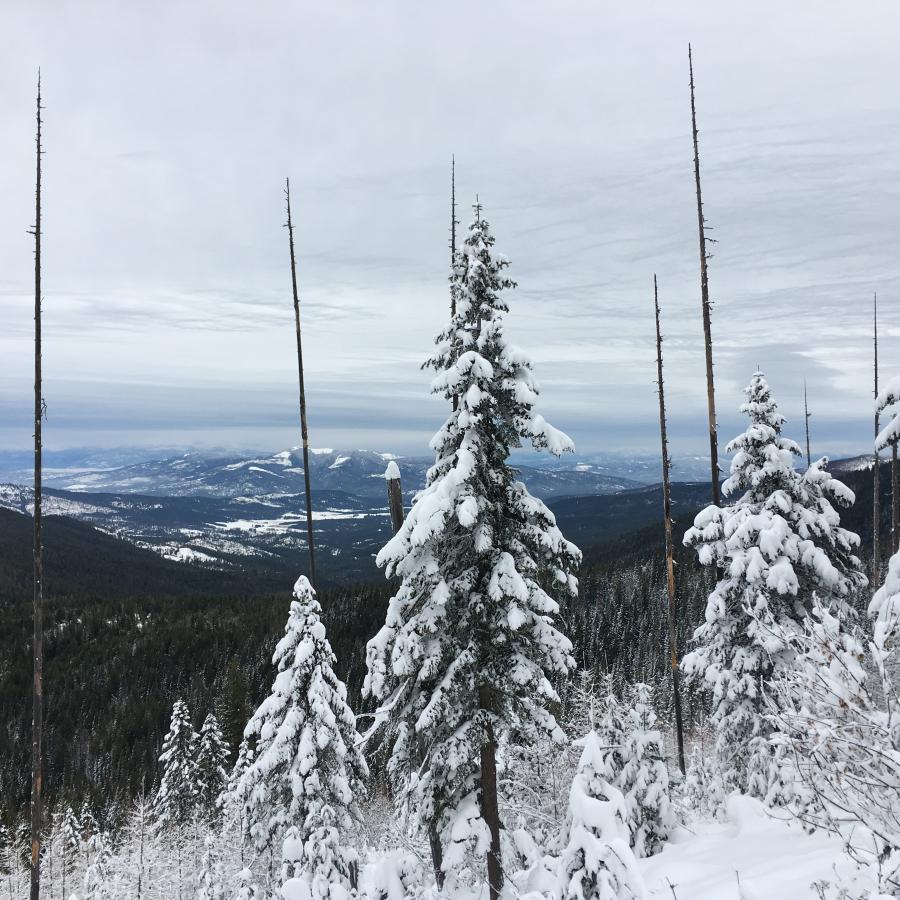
[765,595,900,896]
[363,211,580,870]
[197,712,230,815]
[235,575,367,891]
[683,372,865,792]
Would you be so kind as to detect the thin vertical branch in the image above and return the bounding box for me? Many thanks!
[804,379,812,469]
[874,292,882,587]
[892,441,899,555]
[689,44,720,507]
[285,179,317,589]
[30,69,44,900]
[653,275,686,775]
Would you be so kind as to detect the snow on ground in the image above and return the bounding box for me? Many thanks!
[640,796,859,899]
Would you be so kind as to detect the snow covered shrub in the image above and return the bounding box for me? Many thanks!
[680,744,726,822]
[364,208,580,889]
[558,731,645,900]
[683,372,865,794]
[765,576,900,896]
[367,850,430,900]
[593,676,627,790]
[235,575,367,891]
[619,683,672,857]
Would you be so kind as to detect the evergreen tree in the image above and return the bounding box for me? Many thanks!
[558,730,645,900]
[594,676,627,788]
[619,683,672,857]
[154,699,199,828]
[683,372,865,792]
[220,658,251,756]
[82,830,112,900]
[235,575,367,891]
[197,712,230,816]
[364,207,580,895]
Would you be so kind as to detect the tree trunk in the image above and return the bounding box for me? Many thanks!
[689,45,720,508]
[804,379,812,469]
[892,442,898,555]
[653,276,686,775]
[386,471,405,536]
[30,72,44,900]
[285,180,317,589]
[874,293,882,586]
[477,685,502,900]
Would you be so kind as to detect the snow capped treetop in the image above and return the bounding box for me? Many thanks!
[876,373,900,450]
[154,699,199,828]
[384,460,401,481]
[870,551,900,652]
[723,371,801,501]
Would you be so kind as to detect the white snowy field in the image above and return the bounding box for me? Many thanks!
[639,795,856,899]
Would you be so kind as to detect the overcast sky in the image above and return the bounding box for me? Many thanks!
[1,1,899,461]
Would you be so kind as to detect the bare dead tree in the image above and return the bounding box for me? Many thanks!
[653,276,686,775]
[285,179,317,589]
[29,70,44,900]
[874,292,882,587]
[385,464,405,539]
[689,44,720,507]
[450,156,459,414]
[893,440,899,555]
[804,379,812,469]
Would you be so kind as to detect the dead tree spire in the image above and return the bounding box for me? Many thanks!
[874,292,882,586]
[30,68,44,900]
[653,275,686,776]
[689,44,720,507]
[285,178,317,589]
[804,379,812,469]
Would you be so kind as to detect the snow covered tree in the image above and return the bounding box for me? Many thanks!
[558,730,646,900]
[60,803,80,900]
[236,575,367,893]
[364,207,580,899]
[594,675,627,789]
[683,372,866,793]
[82,830,112,900]
[154,699,199,828]
[197,711,230,816]
[619,683,672,858]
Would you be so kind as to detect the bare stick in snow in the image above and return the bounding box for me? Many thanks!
[804,379,812,469]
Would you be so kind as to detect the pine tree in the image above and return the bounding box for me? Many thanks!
[682,372,866,792]
[196,712,230,817]
[61,803,80,900]
[154,699,199,828]
[594,676,627,789]
[558,731,645,900]
[364,206,579,898]
[236,575,367,891]
[82,831,112,900]
[619,683,672,858]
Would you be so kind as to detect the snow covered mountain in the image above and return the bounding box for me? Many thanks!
[24,447,644,499]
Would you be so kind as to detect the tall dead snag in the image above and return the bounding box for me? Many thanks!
[874,293,882,586]
[285,179,317,589]
[689,44,720,507]
[29,71,44,900]
[653,276,686,775]
[450,156,459,413]
[804,379,812,468]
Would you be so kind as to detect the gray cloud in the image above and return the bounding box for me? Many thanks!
[1,1,899,460]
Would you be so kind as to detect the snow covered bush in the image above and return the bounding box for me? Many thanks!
[235,574,367,893]
[558,730,645,900]
[619,683,672,858]
[765,574,900,896]
[683,372,865,794]
[363,208,580,893]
